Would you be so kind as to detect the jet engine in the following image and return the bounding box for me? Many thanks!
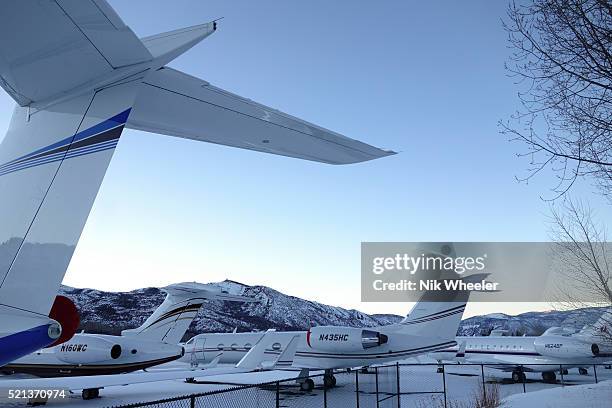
[534,337,600,359]
[56,337,122,364]
[306,327,388,352]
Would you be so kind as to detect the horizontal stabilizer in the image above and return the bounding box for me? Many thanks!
[0,0,151,106]
[121,282,256,343]
[128,67,395,164]
[0,366,238,391]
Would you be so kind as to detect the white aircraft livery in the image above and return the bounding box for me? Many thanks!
[1,283,255,379]
[429,311,612,383]
[183,267,485,390]
[0,330,300,401]
[0,1,394,366]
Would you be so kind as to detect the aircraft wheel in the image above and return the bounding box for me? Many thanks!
[579,368,588,375]
[323,374,336,388]
[542,372,556,383]
[300,378,315,392]
[561,368,569,375]
[82,388,99,400]
[511,371,522,383]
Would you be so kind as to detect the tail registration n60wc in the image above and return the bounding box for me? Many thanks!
[0,1,394,366]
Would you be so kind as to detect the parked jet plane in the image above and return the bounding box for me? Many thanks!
[182,272,485,391]
[0,0,394,366]
[429,311,612,383]
[1,282,254,380]
[0,330,300,401]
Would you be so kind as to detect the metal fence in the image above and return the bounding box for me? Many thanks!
[111,363,612,408]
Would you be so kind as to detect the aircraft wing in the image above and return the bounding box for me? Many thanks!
[0,366,246,392]
[0,0,151,106]
[128,67,395,164]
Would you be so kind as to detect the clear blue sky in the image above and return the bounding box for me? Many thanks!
[0,0,608,317]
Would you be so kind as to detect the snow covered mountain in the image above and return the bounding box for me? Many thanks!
[59,280,610,341]
[59,280,402,340]
[458,307,609,336]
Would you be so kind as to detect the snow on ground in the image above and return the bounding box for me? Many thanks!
[0,362,611,407]
[503,380,612,408]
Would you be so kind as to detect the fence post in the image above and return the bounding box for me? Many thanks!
[375,366,380,408]
[521,365,526,393]
[442,364,447,408]
[480,364,486,401]
[355,369,360,408]
[396,362,401,408]
[594,365,598,384]
[560,365,564,386]
[190,395,195,408]
[324,379,328,408]
[276,381,280,408]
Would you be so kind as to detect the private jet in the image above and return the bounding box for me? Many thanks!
[430,311,612,383]
[182,267,485,391]
[0,282,255,399]
[0,0,394,366]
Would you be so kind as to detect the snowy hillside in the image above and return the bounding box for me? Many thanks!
[59,280,402,340]
[59,280,610,341]
[458,307,609,336]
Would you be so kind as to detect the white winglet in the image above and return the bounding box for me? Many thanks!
[272,335,300,369]
[235,329,277,370]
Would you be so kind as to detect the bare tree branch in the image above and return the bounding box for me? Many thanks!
[502,0,612,200]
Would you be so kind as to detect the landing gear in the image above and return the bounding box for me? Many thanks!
[579,367,588,376]
[82,388,100,400]
[300,378,315,392]
[542,371,557,383]
[511,370,526,383]
[323,371,337,388]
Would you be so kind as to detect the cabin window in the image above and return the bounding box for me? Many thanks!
[231,344,238,350]
[217,344,224,350]
[272,342,282,351]
[244,343,252,350]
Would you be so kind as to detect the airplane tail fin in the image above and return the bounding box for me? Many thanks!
[396,273,485,341]
[0,84,139,320]
[580,310,612,340]
[121,282,255,344]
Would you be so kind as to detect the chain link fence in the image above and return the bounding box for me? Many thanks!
[111,363,612,408]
